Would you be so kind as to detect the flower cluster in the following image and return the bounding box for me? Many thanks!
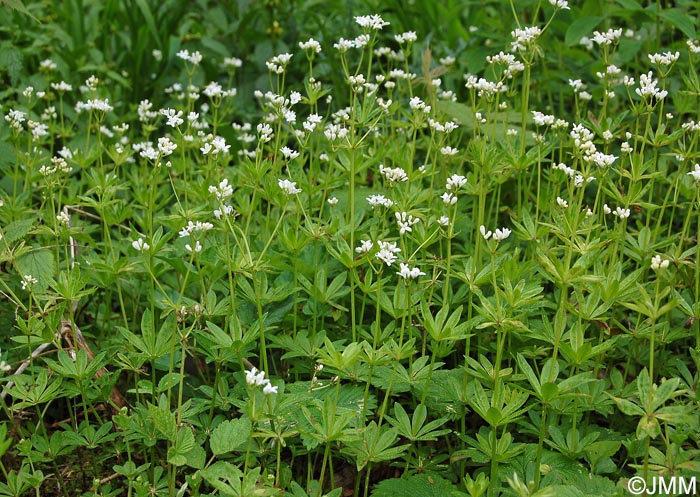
[650,255,670,271]
[480,225,512,242]
[245,367,278,395]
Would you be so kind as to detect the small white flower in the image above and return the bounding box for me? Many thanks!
[650,255,670,270]
[21,274,38,290]
[437,215,450,227]
[263,383,278,395]
[480,225,492,240]
[208,179,233,201]
[688,163,700,183]
[132,238,150,252]
[280,146,299,160]
[395,211,420,235]
[185,240,203,253]
[327,197,338,205]
[367,194,394,208]
[493,227,512,241]
[604,204,612,215]
[375,240,401,266]
[56,211,70,225]
[556,197,568,208]
[354,14,390,30]
[278,178,302,195]
[445,174,467,190]
[440,146,459,156]
[396,262,425,279]
[355,240,374,254]
[441,192,458,205]
[612,206,631,219]
[379,164,408,183]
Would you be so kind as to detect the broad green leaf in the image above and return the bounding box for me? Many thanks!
[15,249,55,292]
[210,417,251,456]
[565,16,603,46]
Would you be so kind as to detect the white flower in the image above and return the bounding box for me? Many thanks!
[379,164,408,183]
[375,240,401,266]
[185,240,203,253]
[688,163,700,183]
[21,274,38,290]
[178,221,213,237]
[441,192,458,205]
[493,227,512,241]
[132,238,150,252]
[532,111,555,126]
[557,197,568,208]
[549,0,569,9]
[327,197,338,205]
[395,211,420,235]
[245,367,267,386]
[446,174,467,190]
[604,204,612,215]
[280,146,299,160]
[354,14,389,30]
[511,26,542,51]
[56,211,70,225]
[440,146,459,156]
[437,215,450,227]
[648,51,680,66]
[396,263,425,279]
[592,28,622,46]
[160,108,184,127]
[481,225,511,241]
[263,383,279,395]
[208,179,233,201]
[636,71,668,101]
[214,205,234,219]
[355,240,374,254]
[650,255,670,270]
[278,179,302,195]
[367,194,394,208]
[157,136,177,156]
[395,31,417,44]
[612,206,631,219]
[299,38,322,53]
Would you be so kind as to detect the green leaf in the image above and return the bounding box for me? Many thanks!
[210,417,251,456]
[371,473,467,497]
[2,218,35,245]
[15,249,55,292]
[148,396,177,442]
[565,16,603,46]
[658,8,696,39]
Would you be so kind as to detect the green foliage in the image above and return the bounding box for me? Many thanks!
[1,0,700,496]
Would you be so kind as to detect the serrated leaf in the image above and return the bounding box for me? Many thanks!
[15,249,55,292]
[2,218,35,245]
[371,474,467,497]
[210,417,251,456]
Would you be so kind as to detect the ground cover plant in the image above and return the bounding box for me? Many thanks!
[1,0,700,496]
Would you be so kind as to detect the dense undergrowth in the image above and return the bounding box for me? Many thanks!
[1,0,700,496]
